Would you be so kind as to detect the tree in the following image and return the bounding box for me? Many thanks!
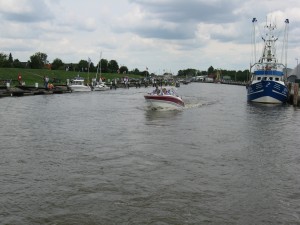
[77,60,89,72]
[13,59,24,68]
[208,66,214,74]
[177,68,198,77]
[29,52,48,69]
[129,68,140,75]
[236,70,249,81]
[8,53,13,67]
[51,58,64,70]
[99,59,108,73]
[177,70,184,76]
[89,62,96,72]
[119,66,128,74]
[0,53,8,67]
[108,60,119,73]
[143,70,149,77]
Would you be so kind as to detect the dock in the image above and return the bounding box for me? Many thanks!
[0,85,71,97]
[288,83,300,106]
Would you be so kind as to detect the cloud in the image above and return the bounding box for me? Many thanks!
[0,0,53,22]
[0,0,299,72]
[115,0,239,41]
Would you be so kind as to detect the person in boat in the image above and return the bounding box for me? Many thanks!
[152,86,160,95]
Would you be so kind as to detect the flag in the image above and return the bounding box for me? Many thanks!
[88,57,91,68]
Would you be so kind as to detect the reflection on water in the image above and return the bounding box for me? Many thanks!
[144,108,182,121]
[1,83,300,225]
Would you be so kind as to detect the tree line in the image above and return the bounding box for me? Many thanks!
[178,66,249,82]
[0,52,149,76]
[0,52,249,81]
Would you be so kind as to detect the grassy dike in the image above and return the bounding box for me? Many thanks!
[0,68,143,86]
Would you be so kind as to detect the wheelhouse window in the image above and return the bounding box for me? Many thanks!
[257,77,261,80]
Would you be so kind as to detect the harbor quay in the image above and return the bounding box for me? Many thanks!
[1,79,299,107]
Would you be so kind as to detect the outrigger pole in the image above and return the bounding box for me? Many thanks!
[252,18,257,65]
[250,17,258,80]
[283,19,289,81]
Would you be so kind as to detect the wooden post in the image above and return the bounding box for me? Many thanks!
[293,83,299,106]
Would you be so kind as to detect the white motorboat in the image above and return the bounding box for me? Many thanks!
[144,87,185,110]
[93,82,110,91]
[69,76,91,92]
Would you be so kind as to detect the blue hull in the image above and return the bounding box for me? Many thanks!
[247,80,288,103]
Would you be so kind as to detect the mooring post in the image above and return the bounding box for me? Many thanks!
[293,83,299,106]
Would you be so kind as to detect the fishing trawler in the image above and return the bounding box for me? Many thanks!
[247,18,289,103]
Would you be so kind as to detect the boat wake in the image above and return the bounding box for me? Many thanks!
[144,105,183,111]
[183,96,217,109]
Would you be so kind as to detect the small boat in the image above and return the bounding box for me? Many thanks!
[93,82,110,91]
[68,76,91,92]
[182,80,190,85]
[144,87,185,109]
[247,18,289,104]
[92,78,110,91]
[92,52,110,91]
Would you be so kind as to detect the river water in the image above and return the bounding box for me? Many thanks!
[1,83,300,225]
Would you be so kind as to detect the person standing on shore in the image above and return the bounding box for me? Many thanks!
[44,76,49,89]
[17,73,22,85]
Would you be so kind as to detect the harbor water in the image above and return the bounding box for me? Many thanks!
[1,83,300,224]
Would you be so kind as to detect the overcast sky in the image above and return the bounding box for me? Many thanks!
[1,0,300,74]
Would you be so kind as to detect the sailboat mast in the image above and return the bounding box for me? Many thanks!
[100,52,102,81]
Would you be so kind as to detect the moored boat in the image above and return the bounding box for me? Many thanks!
[92,78,110,91]
[68,76,91,92]
[247,18,289,104]
[144,87,184,110]
[92,52,110,91]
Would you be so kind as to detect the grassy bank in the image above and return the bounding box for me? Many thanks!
[0,68,143,86]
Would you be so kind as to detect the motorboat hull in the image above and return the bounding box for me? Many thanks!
[144,95,185,109]
[93,84,110,91]
[69,85,91,92]
[247,80,288,104]
[69,76,91,92]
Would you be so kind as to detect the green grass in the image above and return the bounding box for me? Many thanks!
[0,68,143,86]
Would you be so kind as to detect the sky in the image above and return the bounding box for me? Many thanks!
[1,0,300,74]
